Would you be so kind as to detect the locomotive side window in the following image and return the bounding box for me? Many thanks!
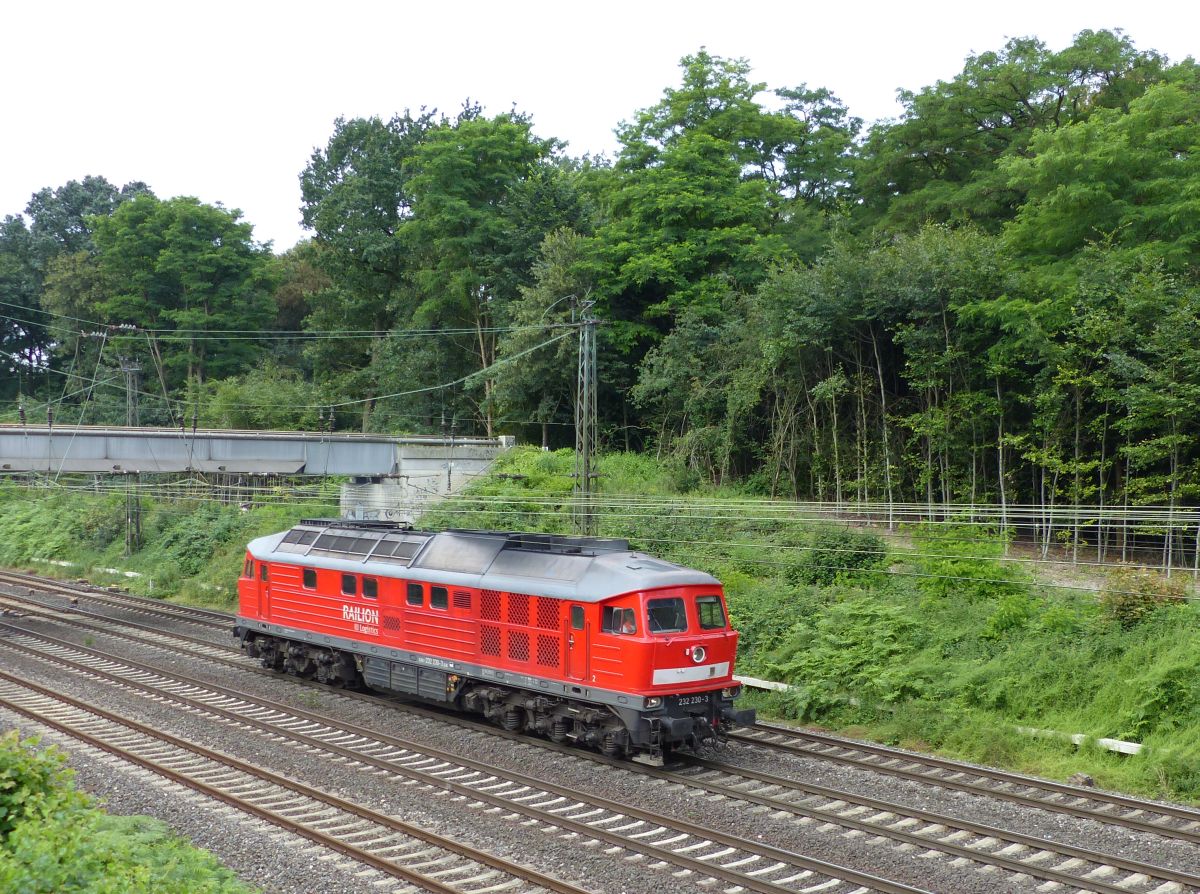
[431,586,448,610]
[341,574,357,596]
[647,597,687,633]
[362,577,378,599]
[243,558,253,578]
[259,563,269,582]
[571,605,584,630]
[406,582,423,606]
[696,595,726,629]
[302,568,317,589]
[601,606,637,635]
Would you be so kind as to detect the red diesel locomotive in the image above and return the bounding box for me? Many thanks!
[233,519,754,763]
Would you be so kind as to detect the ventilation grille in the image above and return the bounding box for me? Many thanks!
[453,590,471,609]
[481,589,502,621]
[536,634,560,668]
[382,615,402,632]
[536,597,560,630]
[508,630,529,662]
[508,593,529,626]
[481,625,501,656]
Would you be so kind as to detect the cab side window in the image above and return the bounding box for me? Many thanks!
[601,606,637,635]
[243,558,253,578]
[259,563,268,582]
[696,595,726,629]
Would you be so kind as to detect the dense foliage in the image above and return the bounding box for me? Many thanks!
[3,31,1200,519]
[0,482,339,603]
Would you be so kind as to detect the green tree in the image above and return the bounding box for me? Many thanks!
[90,195,275,386]
[1003,67,1200,268]
[0,216,43,396]
[492,228,593,448]
[299,111,440,390]
[25,176,152,265]
[857,30,1167,233]
[400,110,568,433]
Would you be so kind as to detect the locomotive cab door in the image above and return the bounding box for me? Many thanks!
[256,561,269,618]
[566,604,588,681]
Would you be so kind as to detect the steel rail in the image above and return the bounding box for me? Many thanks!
[0,569,230,628]
[734,725,1200,842]
[0,673,587,894]
[5,630,1193,894]
[9,626,1198,894]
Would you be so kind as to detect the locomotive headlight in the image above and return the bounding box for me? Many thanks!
[645,696,662,708]
[691,646,706,663]
[721,686,741,698]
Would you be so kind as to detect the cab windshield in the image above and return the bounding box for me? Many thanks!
[646,597,688,633]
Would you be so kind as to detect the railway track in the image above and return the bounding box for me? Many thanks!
[0,624,924,894]
[0,671,587,894]
[0,569,229,629]
[6,574,1200,847]
[2,609,1198,893]
[731,725,1200,846]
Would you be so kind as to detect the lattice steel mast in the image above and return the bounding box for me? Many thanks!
[573,298,598,536]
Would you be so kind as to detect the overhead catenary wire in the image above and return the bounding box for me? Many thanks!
[0,300,574,340]
[5,476,1197,604]
[1,324,576,417]
[6,462,1200,542]
[12,475,1200,578]
[52,330,108,483]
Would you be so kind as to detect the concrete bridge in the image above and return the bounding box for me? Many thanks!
[0,425,513,522]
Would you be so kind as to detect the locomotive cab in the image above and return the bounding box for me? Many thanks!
[591,586,754,759]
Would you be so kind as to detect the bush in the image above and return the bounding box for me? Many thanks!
[0,732,85,840]
[769,599,925,712]
[0,733,255,893]
[981,593,1038,639]
[908,524,1024,602]
[1100,567,1187,628]
[787,526,887,586]
[156,503,247,576]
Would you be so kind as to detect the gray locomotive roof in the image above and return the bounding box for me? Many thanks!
[247,526,719,601]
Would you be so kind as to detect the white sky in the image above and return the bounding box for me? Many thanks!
[2,1,1196,252]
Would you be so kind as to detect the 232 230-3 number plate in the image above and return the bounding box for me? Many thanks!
[676,695,710,707]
